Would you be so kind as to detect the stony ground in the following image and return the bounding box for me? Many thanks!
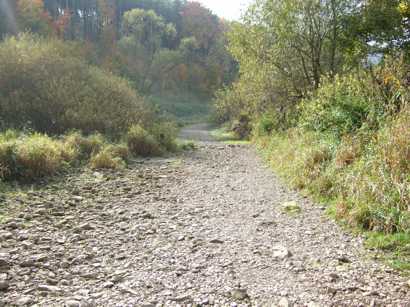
[0,124,410,307]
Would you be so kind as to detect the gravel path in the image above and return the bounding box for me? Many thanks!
[0,125,409,307]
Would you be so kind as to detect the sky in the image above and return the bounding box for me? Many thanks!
[197,0,253,20]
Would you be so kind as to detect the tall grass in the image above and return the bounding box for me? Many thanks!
[0,121,179,182]
[255,64,410,235]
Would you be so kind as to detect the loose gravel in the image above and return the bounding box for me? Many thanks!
[0,125,409,307]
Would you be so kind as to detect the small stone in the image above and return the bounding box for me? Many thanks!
[15,296,34,306]
[65,300,80,307]
[81,272,98,279]
[307,302,320,307]
[37,284,62,292]
[19,259,36,268]
[230,288,249,300]
[329,273,339,282]
[0,231,13,240]
[0,280,9,291]
[326,287,337,295]
[6,221,19,229]
[278,297,290,307]
[0,254,10,270]
[141,213,155,219]
[337,256,351,264]
[46,278,59,285]
[172,295,191,302]
[272,245,292,259]
[102,281,114,288]
[281,201,301,214]
[209,238,224,244]
[75,223,94,232]
[72,196,84,202]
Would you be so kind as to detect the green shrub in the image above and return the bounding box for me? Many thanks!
[15,134,66,179]
[63,132,105,160]
[299,74,373,138]
[0,33,150,136]
[0,140,18,179]
[150,122,178,152]
[254,113,279,137]
[179,141,197,151]
[104,144,130,162]
[89,148,125,170]
[231,113,252,139]
[0,133,69,181]
[256,104,410,234]
[127,125,162,157]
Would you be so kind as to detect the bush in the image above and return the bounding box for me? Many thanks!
[89,147,126,170]
[150,122,178,152]
[0,33,151,136]
[63,132,105,160]
[231,113,252,139]
[256,104,410,233]
[299,74,373,138]
[127,125,162,157]
[0,133,70,181]
[254,113,280,137]
[104,144,130,162]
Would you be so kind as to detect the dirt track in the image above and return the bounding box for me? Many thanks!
[0,125,409,306]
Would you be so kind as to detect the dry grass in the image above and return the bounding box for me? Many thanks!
[126,125,162,157]
[89,149,125,170]
[255,106,410,234]
[0,133,69,181]
[63,132,105,159]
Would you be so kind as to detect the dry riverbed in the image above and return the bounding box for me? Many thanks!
[0,125,409,306]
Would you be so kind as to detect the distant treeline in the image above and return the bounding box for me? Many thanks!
[0,0,237,96]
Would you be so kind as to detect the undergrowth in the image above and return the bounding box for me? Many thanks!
[251,58,410,270]
[0,123,181,183]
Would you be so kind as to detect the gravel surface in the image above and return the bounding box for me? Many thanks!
[0,125,409,306]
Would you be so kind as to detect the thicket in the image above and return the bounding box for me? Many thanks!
[213,0,410,247]
[0,34,153,136]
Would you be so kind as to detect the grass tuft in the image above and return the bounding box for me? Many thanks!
[126,125,162,157]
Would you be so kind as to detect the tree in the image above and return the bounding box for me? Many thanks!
[351,0,410,57]
[180,2,219,55]
[16,0,53,36]
[118,8,177,92]
[227,0,359,118]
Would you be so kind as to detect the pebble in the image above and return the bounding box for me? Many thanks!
[0,280,9,291]
[278,297,290,307]
[37,285,62,292]
[65,300,80,307]
[231,289,249,300]
[15,296,34,306]
[272,246,292,259]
